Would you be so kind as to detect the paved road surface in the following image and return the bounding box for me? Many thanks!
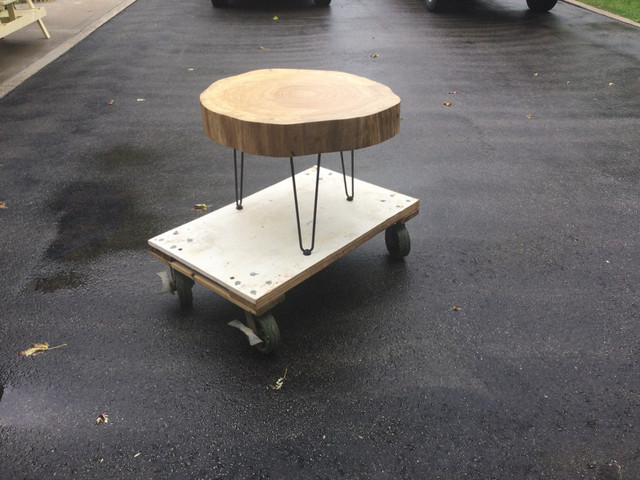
[1,0,639,478]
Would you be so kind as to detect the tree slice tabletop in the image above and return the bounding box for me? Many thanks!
[200,69,401,158]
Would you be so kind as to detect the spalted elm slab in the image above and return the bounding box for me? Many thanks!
[200,69,401,157]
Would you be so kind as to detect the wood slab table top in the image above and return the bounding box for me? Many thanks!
[200,69,401,158]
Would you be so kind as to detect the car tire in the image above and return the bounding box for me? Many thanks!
[425,0,443,12]
[526,0,558,12]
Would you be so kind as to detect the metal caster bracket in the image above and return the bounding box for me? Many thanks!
[228,319,264,346]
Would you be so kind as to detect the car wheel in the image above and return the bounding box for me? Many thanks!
[526,0,557,12]
[425,0,443,12]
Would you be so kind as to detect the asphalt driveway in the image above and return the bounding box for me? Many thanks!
[1,0,639,478]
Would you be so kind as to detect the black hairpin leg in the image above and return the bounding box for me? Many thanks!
[340,150,355,201]
[290,154,322,256]
[234,149,244,210]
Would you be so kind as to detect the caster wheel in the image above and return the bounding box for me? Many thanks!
[246,312,281,354]
[385,223,411,259]
[172,269,194,308]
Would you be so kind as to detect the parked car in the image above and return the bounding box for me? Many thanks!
[425,0,557,12]
[212,0,331,6]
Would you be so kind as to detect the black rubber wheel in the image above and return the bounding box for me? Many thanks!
[211,0,228,7]
[425,0,443,12]
[172,269,194,308]
[253,313,281,354]
[526,0,557,12]
[385,223,411,259]
[314,0,331,5]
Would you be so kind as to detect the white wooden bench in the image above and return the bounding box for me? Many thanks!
[0,0,50,39]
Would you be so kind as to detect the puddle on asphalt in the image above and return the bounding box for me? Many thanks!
[92,144,157,170]
[0,384,64,427]
[0,384,38,427]
[46,180,157,261]
[24,179,160,292]
[25,269,85,293]
[46,181,141,262]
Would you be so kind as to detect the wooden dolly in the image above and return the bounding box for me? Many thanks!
[149,69,419,353]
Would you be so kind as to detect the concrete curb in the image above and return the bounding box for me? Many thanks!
[0,0,137,99]
[561,0,640,28]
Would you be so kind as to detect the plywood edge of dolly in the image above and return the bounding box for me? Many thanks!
[149,248,285,316]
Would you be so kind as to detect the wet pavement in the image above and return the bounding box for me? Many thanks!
[0,0,136,96]
[1,0,639,478]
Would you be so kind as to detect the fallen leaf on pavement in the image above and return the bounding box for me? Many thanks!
[96,413,109,425]
[19,342,66,356]
[20,342,49,356]
[270,368,288,390]
[0,201,7,209]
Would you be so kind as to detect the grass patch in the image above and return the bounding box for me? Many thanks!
[571,0,640,22]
